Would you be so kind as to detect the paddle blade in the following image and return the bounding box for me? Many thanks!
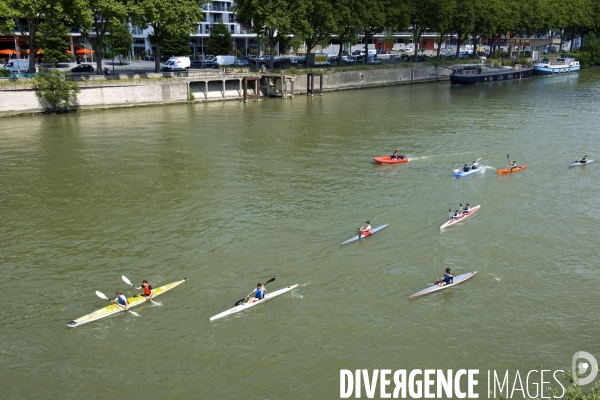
[121,275,133,287]
[506,154,510,159]
[234,298,245,306]
[265,277,276,285]
[95,291,109,301]
[128,310,141,317]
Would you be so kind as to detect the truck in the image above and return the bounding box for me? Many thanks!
[161,56,190,71]
[2,59,31,73]
[308,53,330,67]
[215,55,237,66]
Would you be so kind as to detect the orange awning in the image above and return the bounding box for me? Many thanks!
[25,48,43,54]
[0,49,17,55]
[75,48,94,55]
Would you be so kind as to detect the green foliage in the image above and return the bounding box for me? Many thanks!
[161,29,191,57]
[188,92,195,101]
[40,21,71,64]
[33,68,80,111]
[106,19,133,58]
[133,0,202,72]
[575,51,591,67]
[0,68,10,77]
[580,34,600,66]
[206,23,232,55]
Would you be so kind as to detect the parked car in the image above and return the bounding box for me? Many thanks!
[343,56,357,64]
[236,59,250,66]
[161,56,191,71]
[71,64,94,73]
[327,54,339,63]
[367,56,382,64]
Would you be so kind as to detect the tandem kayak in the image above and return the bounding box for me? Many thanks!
[210,284,298,322]
[497,165,527,174]
[454,166,488,177]
[373,156,409,164]
[409,271,478,299]
[341,224,388,245]
[569,159,595,167]
[66,278,186,328]
[440,205,480,229]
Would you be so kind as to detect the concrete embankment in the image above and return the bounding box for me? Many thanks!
[0,66,450,116]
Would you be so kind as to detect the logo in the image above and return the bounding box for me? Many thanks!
[572,351,598,385]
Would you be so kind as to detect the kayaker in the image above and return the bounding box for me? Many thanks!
[391,150,400,159]
[463,203,471,213]
[579,155,588,163]
[462,164,470,172]
[246,283,267,304]
[471,161,478,170]
[510,161,517,169]
[451,210,461,219]
[111,290,129,310]
[359,221,372,235]
[135,280,153,299]
[437,268,454,286]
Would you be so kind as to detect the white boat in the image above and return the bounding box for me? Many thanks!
[341,224,388,245]
[440,205,480,229]
[210,284,298,322]
[409,271,478,299]
[533,57,580,75]
[569,159,594,167]
[454,165,488,177]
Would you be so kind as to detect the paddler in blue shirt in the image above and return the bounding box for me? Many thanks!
[462,164,470,172]
[246,283,267,304]
[451,210,460,219]
[462,203,471,213]
[111,290,129,310]
[471,161,478,170]
[437,268,454,286]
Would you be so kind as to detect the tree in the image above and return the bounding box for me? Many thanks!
[161,29,191,57]
[331,0,361,65]
[294,0,336,68]
[106,19,133,63]
[5,0,90,73]
[41,21,71,64]
[82,0,129,74]
[33,68,80,112]
[206,22,232,55]
[132,0,202,72]
[234,0,294,68]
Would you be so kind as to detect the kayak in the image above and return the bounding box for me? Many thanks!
[341,224,388,245]
[440,205,480,229]
[454,165,487,177]
[569,159,595,167]
[210,284,298,322]
[373,156,409,164]
[66,278,186,328]
[409,271,478,299]
[497,165,527,174]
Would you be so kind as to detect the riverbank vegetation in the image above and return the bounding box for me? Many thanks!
[2,0,600,73]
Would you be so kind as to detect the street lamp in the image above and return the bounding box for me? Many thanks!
[191,42,196,59]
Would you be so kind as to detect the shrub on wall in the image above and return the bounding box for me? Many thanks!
[33,68,80,112]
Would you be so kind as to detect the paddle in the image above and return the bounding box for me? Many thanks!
[234,277,276,306]
[507,154,511,167]
[95,290,140,317]
[121,275,160,305]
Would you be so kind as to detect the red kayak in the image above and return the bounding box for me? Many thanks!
[373,156,409,164]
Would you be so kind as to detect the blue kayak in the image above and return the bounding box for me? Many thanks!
[409,271,478,299]
[454,166,488,177]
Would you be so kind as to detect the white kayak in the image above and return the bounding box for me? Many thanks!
[409,271,478,299]
[210,284,298,322]
[569,159,594,167]
[341,224,388,245]
[440,205,480,229]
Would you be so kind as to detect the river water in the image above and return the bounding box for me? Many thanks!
[2,70,600,399]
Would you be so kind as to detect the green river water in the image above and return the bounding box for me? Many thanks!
[2,70,600,399]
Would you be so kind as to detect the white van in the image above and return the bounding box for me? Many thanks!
[2,59,31,73]
[215,55,237,66]
[162,56,190,71]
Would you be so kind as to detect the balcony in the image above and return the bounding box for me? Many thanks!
[202,4,229,12]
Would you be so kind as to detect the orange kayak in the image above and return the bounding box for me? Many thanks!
[497,165,527,174]
[373,156,409,164]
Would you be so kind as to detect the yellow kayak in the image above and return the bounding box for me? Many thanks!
[66,278,186,328]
